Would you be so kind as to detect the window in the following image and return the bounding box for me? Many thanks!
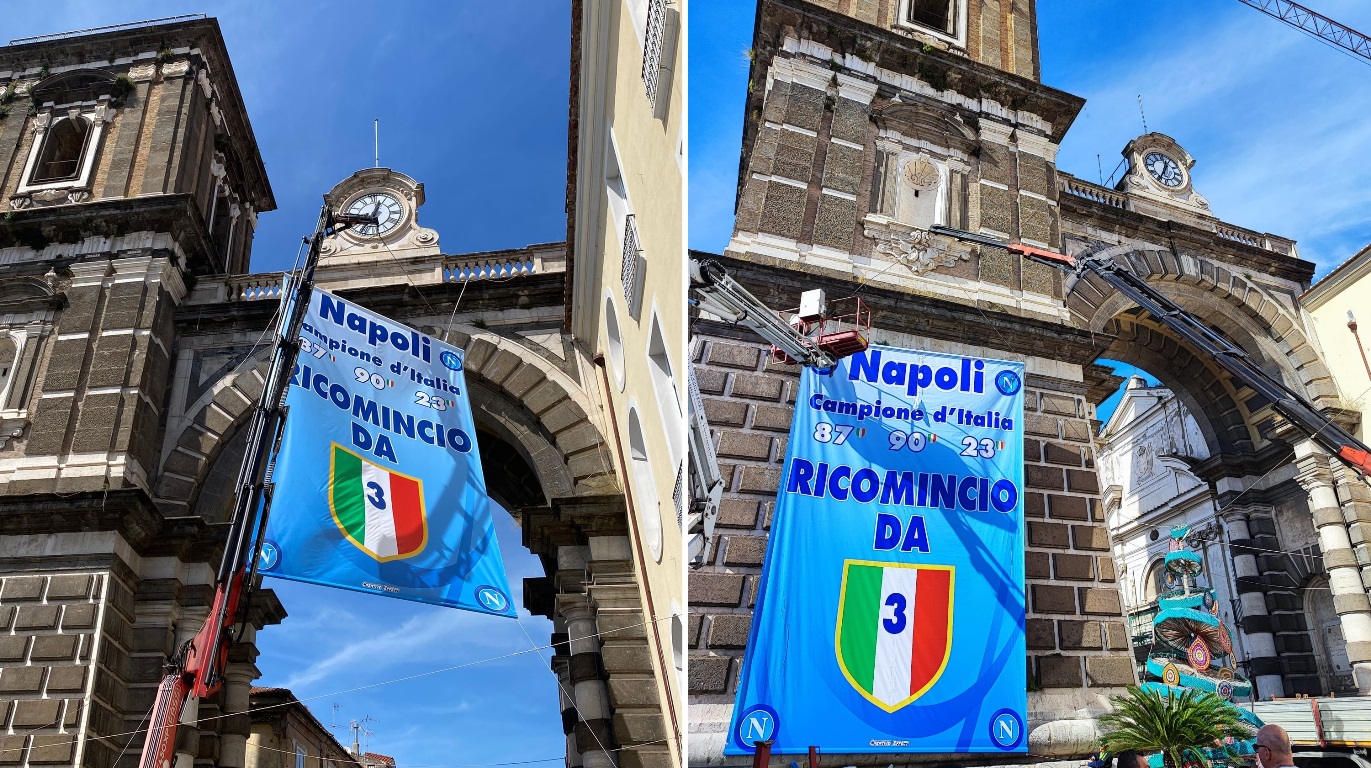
[604,293,626,391]
[32,117,92,183]
[627,406,663,561]
[899,0,965,44]
[646,313,684,464]
[295,744,307,768]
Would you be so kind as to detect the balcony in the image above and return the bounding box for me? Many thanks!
[642,0,666,110]
[622,213,641,312]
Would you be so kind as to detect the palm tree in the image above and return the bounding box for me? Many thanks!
[1099,686,1254,768]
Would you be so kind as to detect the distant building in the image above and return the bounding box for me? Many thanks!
[356,753,395,768]
[245,688,366,768]
[1099,378,1355,698]
[1301,244,1371,445]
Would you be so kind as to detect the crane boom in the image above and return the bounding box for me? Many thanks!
[930,225,1371,481]
[1237,0,1371,63]
[138,205,377,768]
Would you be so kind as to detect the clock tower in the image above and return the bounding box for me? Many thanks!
[319,167,441,265]
[1116,132,1212,222]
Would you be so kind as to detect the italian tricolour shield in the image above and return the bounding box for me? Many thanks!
[329,444,427,561]
[836,561,954,712]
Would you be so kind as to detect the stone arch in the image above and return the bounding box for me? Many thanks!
[1066,241,1345,466]
[155,326,616,520]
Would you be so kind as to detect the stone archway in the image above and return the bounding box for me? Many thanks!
[155,323,670,768]
[1070,242,1371,697]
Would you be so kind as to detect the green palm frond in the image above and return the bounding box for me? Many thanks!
[1099,686,1253,768]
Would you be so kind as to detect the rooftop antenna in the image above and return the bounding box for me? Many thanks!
[374,119,379,168]
[1137,94,1148,133]
[349,717,376,755]
[1096,153,1103,185]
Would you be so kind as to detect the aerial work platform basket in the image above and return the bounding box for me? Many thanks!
[771,294,871,366]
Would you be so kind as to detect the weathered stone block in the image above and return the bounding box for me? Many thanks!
[1053,553,1095,581]
[1048,494,1089,520]
[28,734,73,764]
[689,654,731,694]
[716,432,772,461]
[830,97,868,145]
[12,699,60,727]
[717,498,759,529]
[1105,622,1130,650]
[822,142,863,195]
[979,244,1013,287]
[784,84,825,132]
[0,735,25,765]
[690,573,744,606]
[0,666,43,693]
[2,576,45,601]
[14,605,59,630]
[723,536,767,567]
[1072,524,1111,551]
[602,644,652,673]
[1059,621,1103,650]
[1026,465,1064,490]
[1044,442,1082,466]
[707,342,761,370]
[45,665,86,692]
[1079,587,1123,616]
[693,366,726,395]
[61,604,96,630]
[980,186,1013,235]
[813,194,857,252]
[731,373,783,401]
[1085,656,1135,687]
[1038,655,1083,688]
[1098,557,1117,582]
[1026,618,1056,650]
[701,397,747,428]
[30,634,78,661]
[1026,551,1050,579]
[759,182,807,241]
[751,404,794,432]
[0,636,27,661]
[1025,492,1045,518]
[773,128,817,183]
[1019,196,1053,245]
[1067,469,1100,494]
[707,614,753,648]
[1032,584,1076,614]
[737,466,780,494]
[1028,521,1070,549]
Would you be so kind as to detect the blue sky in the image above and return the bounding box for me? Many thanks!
[688,0,1371,425]
[6,3,571,766]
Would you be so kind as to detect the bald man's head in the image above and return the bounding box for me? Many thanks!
[1256,724,1293,766]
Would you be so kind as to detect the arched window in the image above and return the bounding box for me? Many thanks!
[1142,559,1164,605]
[32,117,91,183]
[0,337,17,402]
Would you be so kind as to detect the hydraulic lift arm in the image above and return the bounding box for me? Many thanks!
[687,258,838,563]
[138,205,377,768]
[930,225,1371,480]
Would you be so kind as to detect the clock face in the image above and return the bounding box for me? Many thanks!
[345,192,404,237]
[1143,151,1184,188]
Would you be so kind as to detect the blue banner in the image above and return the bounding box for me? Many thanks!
[259,288,515,618]
[726,345,1026,755]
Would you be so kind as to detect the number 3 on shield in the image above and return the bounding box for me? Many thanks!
[366,481,387,509]
[883,592,907,634]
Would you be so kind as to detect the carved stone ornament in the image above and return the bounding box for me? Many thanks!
[31,189,67,203]
[0,418,28,450]
[160,60,193,78]
[411,227,439,247]
[127,64,157,82]
[864,219,969,275]
[903,157,940,190]
[8,196,31,210]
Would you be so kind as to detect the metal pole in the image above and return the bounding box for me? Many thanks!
[751,740,773,768]
[807,745,818,768]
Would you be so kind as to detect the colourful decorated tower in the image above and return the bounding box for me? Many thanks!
[1141,526,1263,764]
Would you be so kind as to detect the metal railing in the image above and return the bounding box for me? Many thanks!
[642,0,667,109]
[622,214,641,310]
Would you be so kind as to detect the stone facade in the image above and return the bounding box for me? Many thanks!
[0,15,679,768]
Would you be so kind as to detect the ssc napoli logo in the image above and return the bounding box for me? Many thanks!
[989,708,1024,750]
[440,350,464,371]
[994,369,1021,396]
[257,541,281,572]
[475,585,509,613]
[734,705,779,750]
